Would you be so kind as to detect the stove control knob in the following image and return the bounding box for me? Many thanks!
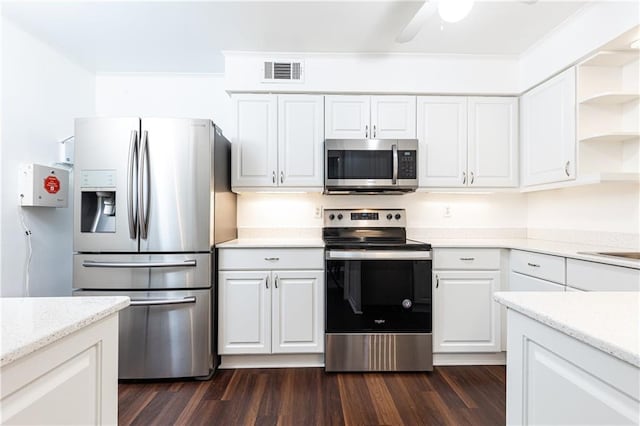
[329,214,335,220]
[395,213,402,220]
[337,213,343,220]
[402,299,413,309]
[386,214,393,220]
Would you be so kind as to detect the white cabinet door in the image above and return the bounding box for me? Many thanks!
[232,94,278,188]
[433,270,501,353]
[219,271,271,354]
[272,270,324,354]
[278,95,324,188]
[371,95,416,139]
[468,97,518,187]
[325,95,370,139]
[521,67,576,186]
[417,96,468,187]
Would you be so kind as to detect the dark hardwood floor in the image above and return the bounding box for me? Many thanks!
[118,366,506,425]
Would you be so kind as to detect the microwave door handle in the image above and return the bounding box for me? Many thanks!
[127,130,138,239]
[392,144,398,185]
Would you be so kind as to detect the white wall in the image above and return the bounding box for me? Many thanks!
[1,18,95,296]
[95,73,231,132]
[519,1,640,91]
[527,184,640,246]
[224,52,519,95]
[237,192,528,238]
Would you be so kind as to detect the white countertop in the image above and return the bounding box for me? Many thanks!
[216,238,325,248]
[1,296,130,367]
[494,291,640,367]
[217,236,639,269]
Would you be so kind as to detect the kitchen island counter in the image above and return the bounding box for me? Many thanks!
[0,296,129,367]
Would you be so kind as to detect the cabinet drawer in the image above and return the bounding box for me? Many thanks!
[511,250,565,284]
[218,248,324,270]
[509,271,565,292]
[434,248,500,270]
[566,259,640,292]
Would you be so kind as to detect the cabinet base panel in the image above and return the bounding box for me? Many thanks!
[434,352,506,366]
[219,354,324,369]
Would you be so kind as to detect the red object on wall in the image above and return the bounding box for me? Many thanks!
[44,175,60,194]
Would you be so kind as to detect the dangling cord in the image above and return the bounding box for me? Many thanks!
[18,198,33,297]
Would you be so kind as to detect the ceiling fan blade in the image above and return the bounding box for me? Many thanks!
[396,1,438,43]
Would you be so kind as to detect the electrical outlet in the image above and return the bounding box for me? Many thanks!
[314,205,323,219]
[443,205,452,218]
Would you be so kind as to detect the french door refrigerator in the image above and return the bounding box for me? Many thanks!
[72,117,236,379]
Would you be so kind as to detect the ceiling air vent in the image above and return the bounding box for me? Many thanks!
[262,60,304,83]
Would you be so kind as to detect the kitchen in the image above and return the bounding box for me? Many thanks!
[1,1,639,424]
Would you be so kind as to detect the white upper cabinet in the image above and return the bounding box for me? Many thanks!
[521,67,576,186]
[232,94,278,188]
[417,96,468,187]
[277,95,324,187]
[325,95,416,139]
[468,97,519,187]
[324,95,370,139]
[370,95,417,139]
[232,94,324,191]
[418,96,518,188]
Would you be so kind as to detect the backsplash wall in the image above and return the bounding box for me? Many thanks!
[237,192,529,240]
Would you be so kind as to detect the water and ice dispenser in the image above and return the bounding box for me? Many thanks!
[79,170,117,233]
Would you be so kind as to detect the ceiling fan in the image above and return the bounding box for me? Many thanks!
[396,0,539,43]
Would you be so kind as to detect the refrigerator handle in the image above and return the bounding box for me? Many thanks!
[138,130,150,239]
[127,130,138,239]
[129,297,196,307]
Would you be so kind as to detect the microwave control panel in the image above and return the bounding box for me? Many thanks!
[398,150,416,179]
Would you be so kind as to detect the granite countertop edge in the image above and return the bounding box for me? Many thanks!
[1,296,130,368]
[494,292,640,368]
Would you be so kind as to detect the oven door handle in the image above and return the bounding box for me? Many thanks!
[326,250,432,260]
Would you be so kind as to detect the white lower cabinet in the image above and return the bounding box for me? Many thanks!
[433,270,501,353]
[218,249,324,356]
[507,309,639,425]
[0,315,119,425]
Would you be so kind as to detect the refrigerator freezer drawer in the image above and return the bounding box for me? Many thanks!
[73,253,211,290]
[74,289,212,379]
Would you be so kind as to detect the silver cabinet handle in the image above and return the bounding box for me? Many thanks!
[280,171,284,184]
[130,296,196,306]
[264,257,280,261]
[460,257,475,261]
[138,130,150,239]
[274,275,279,289]
[127,130,138,240]
[470,171,475,185]
[527,262,541,268]
[565,161,570,177]
[265,276,269,289]
[373,125,377,138]
[82,260,197,268]
[365,124,369,139]
[272,171,276,184]
[462,171,467,185]
[436,274,439,289]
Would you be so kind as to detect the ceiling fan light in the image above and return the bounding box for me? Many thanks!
[438,0,475,23]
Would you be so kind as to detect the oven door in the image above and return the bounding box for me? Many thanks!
[324,139,418,191]
[325,250,432,333]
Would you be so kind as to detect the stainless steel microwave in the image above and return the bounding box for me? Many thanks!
[324,139,418,194]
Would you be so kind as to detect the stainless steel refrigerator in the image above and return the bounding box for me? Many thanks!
[72,117,236,379]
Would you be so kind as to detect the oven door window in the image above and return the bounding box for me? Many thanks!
[326,258,432,333]
[327,150,393,180]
